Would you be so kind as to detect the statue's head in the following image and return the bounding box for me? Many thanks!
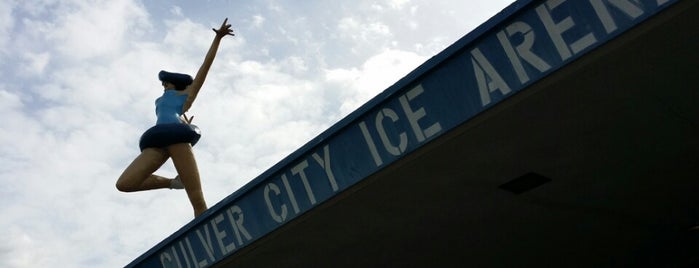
[159,70,193,91]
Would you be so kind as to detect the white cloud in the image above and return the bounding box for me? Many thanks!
[0,1,15,54]
[19,52,50,76]
[387,0,411,9]
[324,49,426,115]
[2,227,37,267]
[170,5,183,16]
[337,16,392,42]
[251,14,265,27]
[162,18,211,56]
[44,0,151,61]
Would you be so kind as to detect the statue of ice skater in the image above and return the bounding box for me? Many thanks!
[116,18,234,217]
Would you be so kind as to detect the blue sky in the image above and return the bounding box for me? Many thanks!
[0,0,513,266]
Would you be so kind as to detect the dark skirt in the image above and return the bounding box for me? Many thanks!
[139,123,201,151]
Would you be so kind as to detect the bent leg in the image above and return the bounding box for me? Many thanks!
[116,148,170,192]
[168,143,207,217]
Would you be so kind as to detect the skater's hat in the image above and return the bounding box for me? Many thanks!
[158,70,193,89]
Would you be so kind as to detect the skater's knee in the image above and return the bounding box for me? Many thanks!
[116,182,131,192]
[115,177,136,192]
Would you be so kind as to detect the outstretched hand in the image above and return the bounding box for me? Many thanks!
[213,18,235,38]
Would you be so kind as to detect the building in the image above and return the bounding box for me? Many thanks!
[128,0,698,267]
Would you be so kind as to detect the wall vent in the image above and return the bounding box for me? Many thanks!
[499,172,551,194]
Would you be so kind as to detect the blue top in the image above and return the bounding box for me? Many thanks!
[155,90,188,125]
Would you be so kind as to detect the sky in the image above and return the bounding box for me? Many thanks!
[0,0,514,267]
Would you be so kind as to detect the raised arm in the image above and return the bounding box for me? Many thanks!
[182,18,235,113]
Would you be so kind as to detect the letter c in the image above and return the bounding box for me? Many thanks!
[264,183,288,223]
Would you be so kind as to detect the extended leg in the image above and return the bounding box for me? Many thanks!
[116,148,171,192]
[167,143,207,217]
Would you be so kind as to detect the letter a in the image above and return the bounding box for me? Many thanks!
[471,47,512,106]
